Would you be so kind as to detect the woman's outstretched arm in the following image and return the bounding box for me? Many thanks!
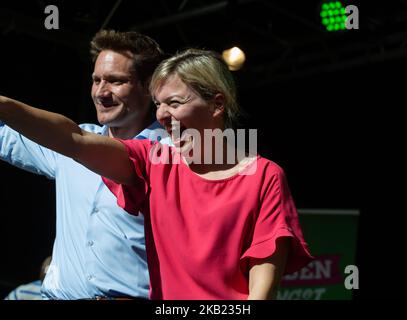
[0,96,135,185]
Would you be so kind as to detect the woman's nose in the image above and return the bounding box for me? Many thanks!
[156,104,174,129]
[156,103,170,121]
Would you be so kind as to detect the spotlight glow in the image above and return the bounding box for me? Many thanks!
[222,47,246,71]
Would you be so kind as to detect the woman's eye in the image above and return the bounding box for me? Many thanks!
[170,101,180,106]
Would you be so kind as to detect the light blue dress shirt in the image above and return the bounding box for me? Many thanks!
[0,121,169,299]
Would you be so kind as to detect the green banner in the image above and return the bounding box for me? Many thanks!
[277,209,359,300]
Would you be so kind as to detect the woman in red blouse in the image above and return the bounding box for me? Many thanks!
[0,49,313,299]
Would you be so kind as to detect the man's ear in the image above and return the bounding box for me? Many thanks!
[212,93,225,118]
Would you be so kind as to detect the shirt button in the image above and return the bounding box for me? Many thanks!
[87,240,94,247]
[87,275,93,281]
[93,208,99,214]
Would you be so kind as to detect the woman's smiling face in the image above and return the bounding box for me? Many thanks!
[153,74,222,144]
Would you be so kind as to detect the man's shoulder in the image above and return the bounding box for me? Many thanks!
[138,121,171,144]
[78,121,172,144]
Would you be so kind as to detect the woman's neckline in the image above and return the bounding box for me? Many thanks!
[180,154,260,182]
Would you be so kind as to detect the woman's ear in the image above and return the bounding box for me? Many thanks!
[212,93,225,118]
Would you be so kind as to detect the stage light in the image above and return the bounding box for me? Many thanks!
[320,1,347,32]
[222,47,246,71]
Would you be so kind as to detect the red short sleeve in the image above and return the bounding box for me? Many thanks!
[102,139,151,215]
[241,166,313,274]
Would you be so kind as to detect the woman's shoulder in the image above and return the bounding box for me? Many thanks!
[120,138,163,148]
[117,139,163,161]
[253,155,286,176]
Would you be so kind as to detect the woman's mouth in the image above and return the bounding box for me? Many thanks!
[167,121,193,152]
[167,119,184,141]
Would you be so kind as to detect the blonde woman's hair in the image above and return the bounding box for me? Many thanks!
[150,49,241,129]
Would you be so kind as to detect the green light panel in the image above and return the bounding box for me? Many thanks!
[320,1,347,32]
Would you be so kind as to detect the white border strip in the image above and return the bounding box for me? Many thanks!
[298,208,360,216]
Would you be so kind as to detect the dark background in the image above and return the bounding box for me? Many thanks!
[0,0,402,299]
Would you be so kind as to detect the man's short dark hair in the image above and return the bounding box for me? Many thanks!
[90,30,164,86]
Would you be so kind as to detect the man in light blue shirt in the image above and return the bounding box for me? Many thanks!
[0,30,169,299]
